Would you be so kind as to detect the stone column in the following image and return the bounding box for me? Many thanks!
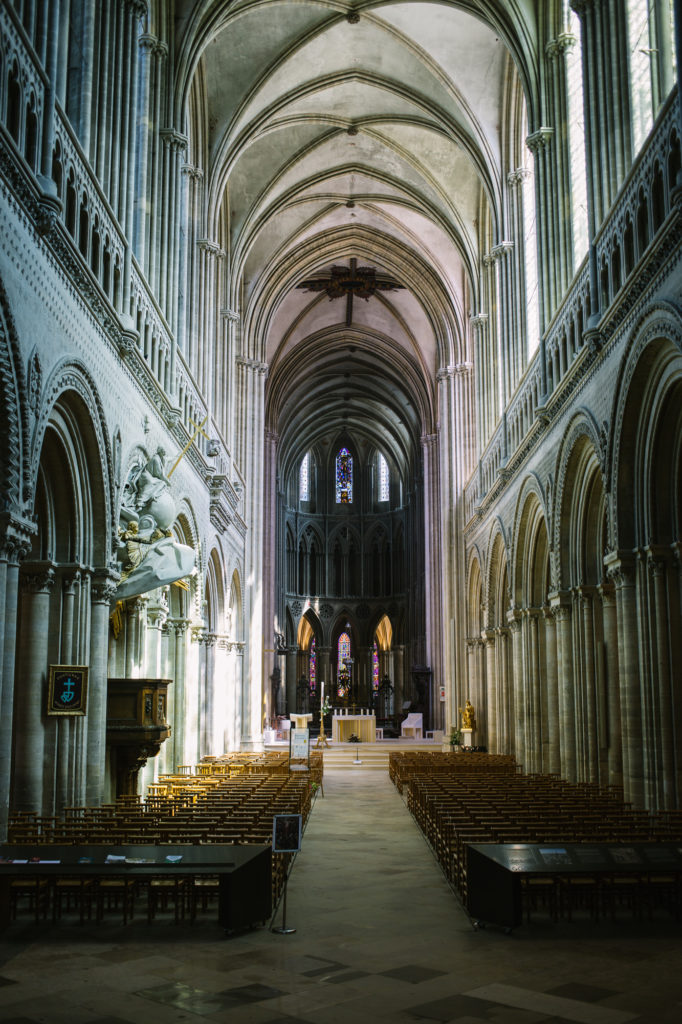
[421,431,442,707]
[484,631,497,752]
[220,309,240,445]
[55,570,81,811]
[0,516,34,837]
[506,169,532,385]
[506,612,523,766]
[578,587,599,783]
[470,315,489,456]
[542,606,560,774]
[598,583,622,789]
[36,0,61,214]
[647,550,676,808]
[134,32,158,267]
[147,40,168,293]
[544,32,579,302]
[393,644,405,719]
[236,357,268,750]
[145,593,168,677]
[494,628,510,753]
[605,553,644,806]
[550,595,576,781]
[525,127,556,335]
[170,619,190,771]
[86,571,119,806]
[526,609,541,773]
[13,564,56,813]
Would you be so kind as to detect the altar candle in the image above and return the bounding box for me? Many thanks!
[321,680,324,704]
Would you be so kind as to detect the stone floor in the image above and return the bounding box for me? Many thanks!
[1,768,681,1024]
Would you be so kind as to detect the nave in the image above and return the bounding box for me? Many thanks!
[0,767,681,1024]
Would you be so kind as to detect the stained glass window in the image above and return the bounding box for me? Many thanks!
[378,453,389,502]
[309,637,316,694]
[299,452,310,502]
[337,631,351,696]
[372,640,379,691]
[335,447,353,503]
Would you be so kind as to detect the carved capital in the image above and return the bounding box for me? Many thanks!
[470,313,488,331]
[491,241,514,259]
[198,239,225,259]
[139,33,158,54]
[507,167,531,188]
[0,511,36,564]
[61,569,82,596]
[545,32,577,58]
[236,356,268,376]
[126,0,148,19]
[91,569,121,604]
[160,129,188,153]
[221,307,240,322]
[182,163,204,181]
[570,0,599,19]
[526,127,554,153]
[21,563,56,594]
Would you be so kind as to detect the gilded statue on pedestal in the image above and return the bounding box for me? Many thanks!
[459,700,476,730]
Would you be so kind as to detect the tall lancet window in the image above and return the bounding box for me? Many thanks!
[299,452,310,502]
[335,447,353,503]
[337,631,351,696]
[309,636,317,694]
[378,453,389,502]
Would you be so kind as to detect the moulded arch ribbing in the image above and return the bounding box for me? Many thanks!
[32,360,114,564]
[608,302,682,552]
[552,410,605,591]
[172,0,542,153]
[0,277,29,510]
[509,472,548,604]
[246,225,461,370]
[232,163,478,296]
[485,525,510,628]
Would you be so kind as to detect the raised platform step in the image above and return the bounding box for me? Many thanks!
[265,739,443,770]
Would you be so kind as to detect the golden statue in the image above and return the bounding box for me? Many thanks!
[459,700,475,730]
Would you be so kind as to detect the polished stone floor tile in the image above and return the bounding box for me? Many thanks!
[380,964,450,984]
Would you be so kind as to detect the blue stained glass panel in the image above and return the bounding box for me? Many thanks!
[335,447,353,503]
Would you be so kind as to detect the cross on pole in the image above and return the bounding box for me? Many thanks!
[168,415,210,477]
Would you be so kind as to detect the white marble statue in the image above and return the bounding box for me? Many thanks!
[115,448,194,602]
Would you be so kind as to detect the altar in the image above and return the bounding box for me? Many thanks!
[332,710,376,743]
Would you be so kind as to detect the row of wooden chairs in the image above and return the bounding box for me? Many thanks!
[390,753,682,921]
[7,753,322,923]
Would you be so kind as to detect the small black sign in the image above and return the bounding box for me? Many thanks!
[272,813,302,853]
[47,665,88,715]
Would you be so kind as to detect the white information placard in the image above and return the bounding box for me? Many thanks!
[291,727,309,761]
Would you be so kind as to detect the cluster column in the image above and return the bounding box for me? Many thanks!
[0,515,34,836]
[13,562,56,813]
[86,571,120,805]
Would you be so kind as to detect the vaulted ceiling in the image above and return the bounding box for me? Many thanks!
[177,1,540,489]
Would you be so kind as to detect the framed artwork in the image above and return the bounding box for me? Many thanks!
[47,665,88,715]
[272,813,302,853]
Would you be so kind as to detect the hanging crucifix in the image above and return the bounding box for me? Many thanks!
[297,258,404,326]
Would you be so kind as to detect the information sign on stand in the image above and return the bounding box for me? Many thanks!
[289,727,310,771]
[271,813,302,935]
